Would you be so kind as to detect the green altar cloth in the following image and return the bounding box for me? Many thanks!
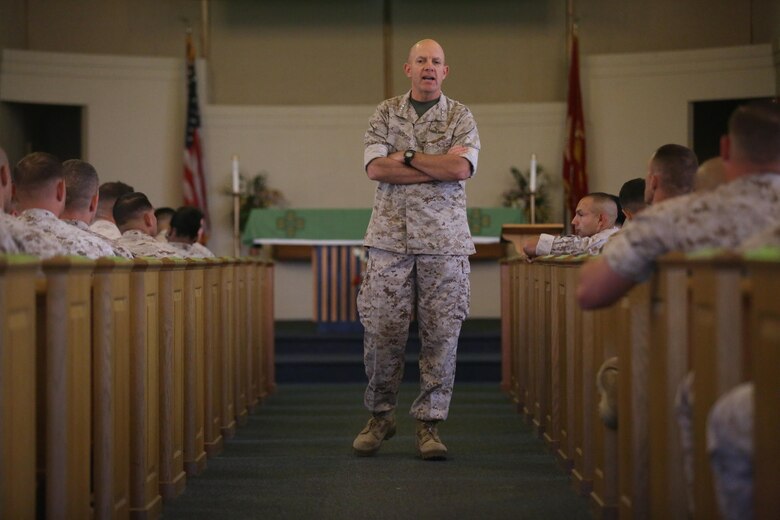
[242,207,526,245]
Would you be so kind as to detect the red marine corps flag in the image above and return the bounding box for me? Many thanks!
[562,29,589,219]
[183,31,210,226]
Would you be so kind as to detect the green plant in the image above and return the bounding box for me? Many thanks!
[501,165,551,223]
[236,171,285,231]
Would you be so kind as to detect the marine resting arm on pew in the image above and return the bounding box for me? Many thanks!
[576,256,637,309]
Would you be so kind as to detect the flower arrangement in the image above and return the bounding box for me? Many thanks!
[235,171,286,231]
[501,165,551,223]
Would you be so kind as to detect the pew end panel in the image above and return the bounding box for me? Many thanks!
[41,257,96,519]
[747,253,780,518]
[128,259,164,519]
[183,259,208,476]
[92,257,134,519]
[648,256,691,518]
[618,282,651,519]
[0,256,40,520]
[158,259,188,501]
[202,259,224,458]
[689,254,750,519]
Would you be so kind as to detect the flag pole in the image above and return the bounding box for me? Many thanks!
[564,0,574,231]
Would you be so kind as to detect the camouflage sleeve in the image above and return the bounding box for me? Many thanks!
[363,102,390,170]
[602,217,668,282]
[542,229,617,257]
[450,107,480,176]
[548,235,591,256]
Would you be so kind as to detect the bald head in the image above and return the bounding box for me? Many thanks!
[404,38,449,102]
[571,193,618,237]
[407,39,445,63]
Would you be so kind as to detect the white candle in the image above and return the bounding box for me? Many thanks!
[529,153,537,193]
[232,155,240,194]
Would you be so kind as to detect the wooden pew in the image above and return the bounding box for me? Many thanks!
[157,259,187,501]
[250,258,266,403]
[128,258,163,519]
[260,261,276,395]
[1,255,275,518]
[531,260,552,438]
[182,259,207,476]
[219,259,237,439]
[242,259,259,412]
[559,258,583,471]
[233,259,249,425]
[501,250,780,518]
[749,251,780,517]
[544,258,566,455]
[202,259,224,457]
[39,257,95,519]
[0,255,39,520]
[647,255,690,518]
[590,294,622,517]
[572,288,596,496]
[501,258,524,408]
[688,254,749,518]
[92,257,133,519]
[517,259,532,419]
[618,282,651,519]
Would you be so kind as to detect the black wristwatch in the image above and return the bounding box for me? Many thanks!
[403,149,416,166]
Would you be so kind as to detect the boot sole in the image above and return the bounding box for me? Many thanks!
[417,448,447,461]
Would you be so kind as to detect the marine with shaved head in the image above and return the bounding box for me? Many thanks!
[0,148,51,254]
[521,192,620,259]
[354,39,480,460]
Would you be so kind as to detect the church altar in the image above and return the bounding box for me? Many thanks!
[242,208,525,327]
[242,207,524,246]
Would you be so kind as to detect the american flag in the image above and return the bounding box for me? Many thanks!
[562,29,589,219]
[183,32,210,226]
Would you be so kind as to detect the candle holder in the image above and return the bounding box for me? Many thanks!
[232,190,241,257]
[529,191,537,224]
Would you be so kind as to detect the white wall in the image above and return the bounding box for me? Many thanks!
[0,50,185,206]
[584,44,776,193]
[2,44,776,319]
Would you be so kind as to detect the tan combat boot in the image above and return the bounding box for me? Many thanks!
[416,420,447,460]
[352,413,396,456]
[597,357,619,430]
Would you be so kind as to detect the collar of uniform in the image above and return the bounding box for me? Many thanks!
[400,90,448,122]
[64,219,90,231]
[20,207,58,221]
[122,229,150,239]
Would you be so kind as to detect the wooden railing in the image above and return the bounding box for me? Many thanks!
[0,255,275,520]
[500,250,780,518]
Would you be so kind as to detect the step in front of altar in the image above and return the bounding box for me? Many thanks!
[275,319,501,383]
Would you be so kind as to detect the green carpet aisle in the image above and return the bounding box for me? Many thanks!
[162,383,590,520]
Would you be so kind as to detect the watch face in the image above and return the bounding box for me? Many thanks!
[405,150,413,158]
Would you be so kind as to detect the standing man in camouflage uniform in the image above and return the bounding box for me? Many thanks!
[352,39,480,461]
